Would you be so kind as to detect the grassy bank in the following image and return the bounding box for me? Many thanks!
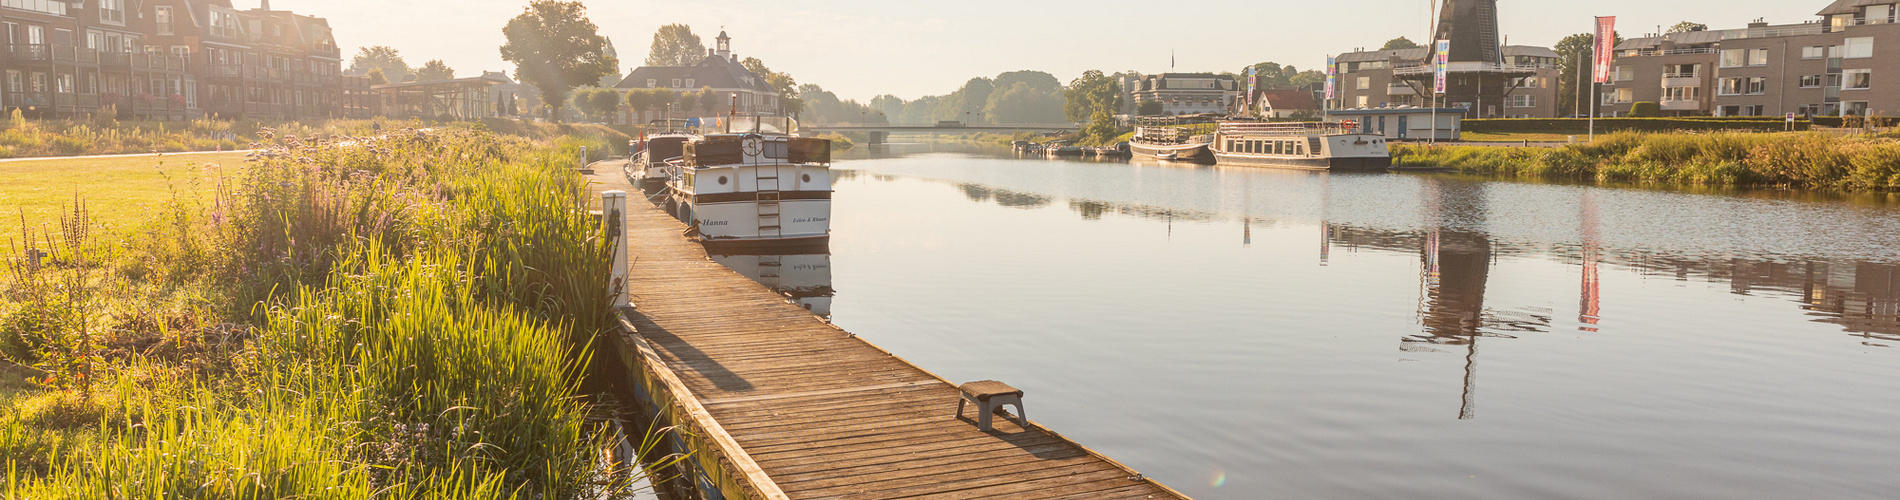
[0,112,644,159]
[0,152,245,244]
[1,126,663,496]
[1393,132,1900,191]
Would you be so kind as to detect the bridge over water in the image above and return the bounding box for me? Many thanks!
[805,122,1079,144]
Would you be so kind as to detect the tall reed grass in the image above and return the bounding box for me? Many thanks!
[1392,132,1900,191]
[4,125,660,498]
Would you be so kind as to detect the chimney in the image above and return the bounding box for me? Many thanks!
[261,0,271,10]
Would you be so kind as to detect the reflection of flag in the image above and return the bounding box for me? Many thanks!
[1593,17,1617,84]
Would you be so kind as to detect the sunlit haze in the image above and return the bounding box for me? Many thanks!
[290,0,1823,101]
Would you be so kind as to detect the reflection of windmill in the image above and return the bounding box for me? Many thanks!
[1403,178,1494,420]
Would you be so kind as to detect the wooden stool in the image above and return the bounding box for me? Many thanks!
[956,380,1025,431]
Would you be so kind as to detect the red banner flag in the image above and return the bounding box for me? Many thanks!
[1593,17,1617,84]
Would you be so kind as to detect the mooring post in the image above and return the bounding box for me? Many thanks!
[580,146,588,169]
[602,190,630,307]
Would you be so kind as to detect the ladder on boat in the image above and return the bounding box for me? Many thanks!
[757,168,783,239]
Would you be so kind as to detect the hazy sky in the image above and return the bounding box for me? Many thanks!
[287,0,1824,102]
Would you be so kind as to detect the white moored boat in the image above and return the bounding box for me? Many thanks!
[1211,121,1392,171]
[629,120,698,186]
[1128,118,1216,164]
[664,116,832,252]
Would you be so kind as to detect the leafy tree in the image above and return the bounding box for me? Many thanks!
[348,46,410,79]
[1081,110,1118,145]
[741,57,801,115]
[1137,100,1163,116]
[1668,22,1708,33]
[1381,37,1421,51]
[415,59,454,82]
[365,68,389,86]
[697,86,720,116]
[1064,70,1121,123]
[500,0,618,122]
[989,82,1064,125]
[625,89,652,121]
[1288,70,1327,91]
[646,24,704,67]
[1555,32,1622,117]
[796,84,884,125]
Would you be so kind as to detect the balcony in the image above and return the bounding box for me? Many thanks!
[1387,84,1416,96]
[1630,48,1718,57]
[5,92,51,108]
[1662,76,1703,88]
[1660,100,1702,111]
[206,65,245,79]
[1825,86,1842,103]
[1392,62,1543,76]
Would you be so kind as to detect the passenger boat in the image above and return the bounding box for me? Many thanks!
[1128,121,1215,164]
[664,116,833,252]
[1210,121,1392,171]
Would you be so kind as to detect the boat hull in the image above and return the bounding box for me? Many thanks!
[1212,153,1393,171]
[1130,142,1215,164]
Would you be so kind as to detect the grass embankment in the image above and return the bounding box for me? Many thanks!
[0,112,644,159]
[1394,131,1900,191]
[0,153,244,244]
[1,126,665,497]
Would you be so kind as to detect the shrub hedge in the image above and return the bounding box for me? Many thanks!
[1465,117,1809,134]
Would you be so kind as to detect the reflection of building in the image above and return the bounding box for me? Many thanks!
[710,253,834,318]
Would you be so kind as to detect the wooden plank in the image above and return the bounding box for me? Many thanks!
[585,170,1188,500]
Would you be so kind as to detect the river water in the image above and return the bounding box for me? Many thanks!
[728,144,1900,499]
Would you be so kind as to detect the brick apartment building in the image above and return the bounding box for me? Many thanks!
[1604,0,1900,118]
[1,0,373,121]
[1331,45,1564,119]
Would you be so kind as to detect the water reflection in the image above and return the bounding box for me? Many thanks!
[709,252,834,318]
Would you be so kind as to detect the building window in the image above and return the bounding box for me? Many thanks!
[1355,77,1370,90]
[1749,48,1769,67]
[1663,87,1699,102]
[0,0,67,16]
[1355,95,1368,108]
[1844,69,1872,90]
[1721,49,1747,68]
[156,7,174,35]
[1801,75,1825,88]
[1614,88,1633,103]
[1508,94,1536,107]
[670,79,681,87]
[1845,37,1874,59]
[1719,77,1743,96]
[1615,66,1635,81]
[1843,101,1870,116]
[685,79,695,88]
[1803,46,1826,59]
[1747,77,1767,95]
[99,0,124,25]
[5,71,19,93]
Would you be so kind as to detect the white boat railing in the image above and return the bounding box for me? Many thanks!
[1218,122,1352,136]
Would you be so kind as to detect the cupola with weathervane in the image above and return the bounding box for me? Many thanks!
[716,31,732,58]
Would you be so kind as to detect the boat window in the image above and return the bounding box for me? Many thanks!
[1274,141,1285,155]
[765,141,789,159]
[718,175,729,185]
[802,173,812,183]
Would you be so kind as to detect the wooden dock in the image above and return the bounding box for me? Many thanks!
[587,166,1188,499]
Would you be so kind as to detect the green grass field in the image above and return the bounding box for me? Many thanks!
[0,152,244,245]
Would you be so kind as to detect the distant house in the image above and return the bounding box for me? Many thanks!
[1122,73,1240,116]
[1253,90,1320,118]
[611,31,782,124]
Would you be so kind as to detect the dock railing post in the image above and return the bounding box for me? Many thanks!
[602,190,630,307]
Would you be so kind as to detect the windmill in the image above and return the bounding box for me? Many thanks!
[1395,0,1532,119]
